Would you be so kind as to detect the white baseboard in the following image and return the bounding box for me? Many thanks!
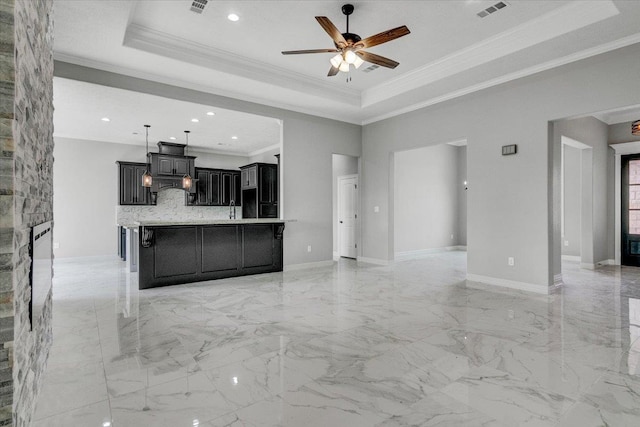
[580,263,596,270]
[597,259,615,266]
[333,251,339,261]
[395,246,467,261]
[561,255,581,262]
[357,257,390,266]
[466,273,549,295]
[284,260,334,271]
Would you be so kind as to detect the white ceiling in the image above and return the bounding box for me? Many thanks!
[52,0,640,146]
[53,77,281,154]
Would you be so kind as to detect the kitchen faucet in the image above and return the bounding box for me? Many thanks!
[229,200,236,220]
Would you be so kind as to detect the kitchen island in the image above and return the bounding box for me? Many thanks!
[133,219,289,289]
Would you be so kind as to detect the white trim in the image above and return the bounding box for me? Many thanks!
[581,263,596,270]
[362,32,640,125]
[337,174,359,260]
[362,1,619,108]
[466,273,549,295]
[395,246,467,261]
[247,143,280,158]
[445,139,468,147]
[561,255,581,262]
[53,53,361,126]
[284,260,334,272]
[333,251,339,261]
[598,259,616,266]
[357,257,390,266]
[123,24,360,107]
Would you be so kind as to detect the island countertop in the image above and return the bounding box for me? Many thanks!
[119,219,296,228]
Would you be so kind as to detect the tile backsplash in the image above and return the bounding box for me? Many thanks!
[116,188,241,226]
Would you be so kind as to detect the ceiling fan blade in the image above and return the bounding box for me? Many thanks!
[282,48,339,55]
[315,16,347,48]
[327,66,339,77]
[356,26,410,49]
[356,51,399,69]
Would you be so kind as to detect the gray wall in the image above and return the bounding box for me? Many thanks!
[562,144,581,257]
[394,144,463,254]
[609,121,640,144]
[53,62,362,267]
[332,154,359,255]
[53,137,250,258]
[554,117,610,267]
[456,146,468,246]
[248,146,280,164]
[363,43,640,290]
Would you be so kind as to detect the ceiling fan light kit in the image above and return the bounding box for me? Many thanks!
[281,4,410,78]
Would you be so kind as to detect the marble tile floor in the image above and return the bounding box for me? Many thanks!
[31,252,640,426]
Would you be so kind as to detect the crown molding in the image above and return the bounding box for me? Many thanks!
[362,31,640,125]
[53,52,362,125]
[248,143,281,157]
[123,23,360,107]
[362,0,619,108]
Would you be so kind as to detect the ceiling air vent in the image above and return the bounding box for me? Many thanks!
[477,1,508,18]
[190,0,208,14]
[362,64,380,73]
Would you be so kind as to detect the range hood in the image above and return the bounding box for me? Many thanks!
[148,142,197,194]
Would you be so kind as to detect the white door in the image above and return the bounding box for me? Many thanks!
[338,175,358,259]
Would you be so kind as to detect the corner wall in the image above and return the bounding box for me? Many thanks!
[363,43,640,292]
[1,0,55,425]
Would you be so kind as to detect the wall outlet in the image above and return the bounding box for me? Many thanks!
[307,245,312,252]
[53,242,60,249]
[564,240,569,246]
[374,206,380,213]
[508,257,515,266]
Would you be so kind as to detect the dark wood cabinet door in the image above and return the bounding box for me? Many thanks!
[196,169,210,205]
[221,172,232,206]
[242,225,274,268]
[157,156,174,175]
[118,162,151,205]
[259,166,272,203]
[174,158,190,176]
[210,170,221,205]
[233,172,241,205]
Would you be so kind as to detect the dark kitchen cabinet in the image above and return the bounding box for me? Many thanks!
[117,161,152,205]
[240,163,278,218]
[241,165,258,189]
[222,171,241,206]
[191,168,240,206]
[151,153,194,177]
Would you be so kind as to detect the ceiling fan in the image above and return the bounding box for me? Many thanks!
[281,4,410,77]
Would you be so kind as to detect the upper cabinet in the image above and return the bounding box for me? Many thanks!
[117,161,153,205]
[190,168,240,206]
[150,153,195,179]
[241,165,258,189]
[240,163,278,218]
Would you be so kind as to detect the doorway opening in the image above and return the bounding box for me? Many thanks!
[561,136,592,267]
[392,141,467,260]
[332,154,359,260]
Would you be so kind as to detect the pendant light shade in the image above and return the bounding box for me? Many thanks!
[182,130,192,190]
[633,120,640,136]
[142,125,153,188]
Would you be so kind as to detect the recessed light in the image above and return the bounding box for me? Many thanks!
[101,117,110,122]
[231,136,238,140]
[206,111,215,116]
[227,13,239,22]
[169,137,176,140]
[191,118,199,123]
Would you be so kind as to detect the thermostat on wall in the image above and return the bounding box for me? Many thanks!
[502,144,517,155]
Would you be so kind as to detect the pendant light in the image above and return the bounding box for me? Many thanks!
[141,125,153,187]
[182,130,193,190]
[633,120,640,136]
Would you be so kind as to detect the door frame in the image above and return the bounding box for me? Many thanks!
[337,174,359,259]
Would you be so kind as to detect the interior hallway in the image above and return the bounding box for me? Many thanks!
[32,253,640,426]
